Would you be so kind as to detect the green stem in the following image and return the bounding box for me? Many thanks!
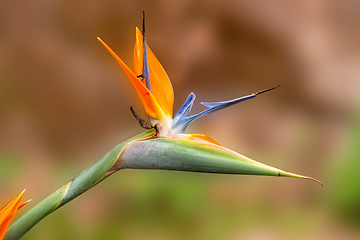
[4,129,155,240]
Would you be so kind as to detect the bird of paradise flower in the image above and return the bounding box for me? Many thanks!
[97,14,322,185]
[0,190,30,240]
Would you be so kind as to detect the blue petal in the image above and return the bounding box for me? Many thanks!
[172,92,196,127]
[194,86,280,124]
[138,12,151,91]
[200,93,257,108]
[176,93,256,132]
[171,86,279,134]
[142,30,151,91]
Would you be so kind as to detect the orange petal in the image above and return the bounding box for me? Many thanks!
[98,37,166,120]
[133,28,143,77]
[17,199,31,211]
[0,190,28,239]
[175,134,221,146]
[135,28,174,117]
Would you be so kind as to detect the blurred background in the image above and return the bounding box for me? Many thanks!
[1,0,360,239]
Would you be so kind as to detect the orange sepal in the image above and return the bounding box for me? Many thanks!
[133,28,143,77]
[0,190,29,240]
[98,37,165,120]
[17,199,31,211]
[135,28,174,118]
[174,134,221,146]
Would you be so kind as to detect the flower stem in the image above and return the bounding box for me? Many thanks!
[4,129,155,240]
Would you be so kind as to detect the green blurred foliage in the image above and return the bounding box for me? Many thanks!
[329,114,360,224]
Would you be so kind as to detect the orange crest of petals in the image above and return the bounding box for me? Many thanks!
[0,190,30,240]
[97,37,165,120]
[134,28,174,118]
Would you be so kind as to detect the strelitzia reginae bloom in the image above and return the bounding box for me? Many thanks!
[97,15,322,185]
[0,190,30,240]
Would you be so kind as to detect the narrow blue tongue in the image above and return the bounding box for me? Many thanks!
[172,86,280,133]
[141,11,151,91]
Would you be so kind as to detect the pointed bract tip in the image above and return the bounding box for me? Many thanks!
[306,177,323,187]
[279,171,323,187]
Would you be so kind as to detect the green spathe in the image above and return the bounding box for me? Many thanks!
[117,137,322,184]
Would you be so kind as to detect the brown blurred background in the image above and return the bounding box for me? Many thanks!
[1,0,360,239]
